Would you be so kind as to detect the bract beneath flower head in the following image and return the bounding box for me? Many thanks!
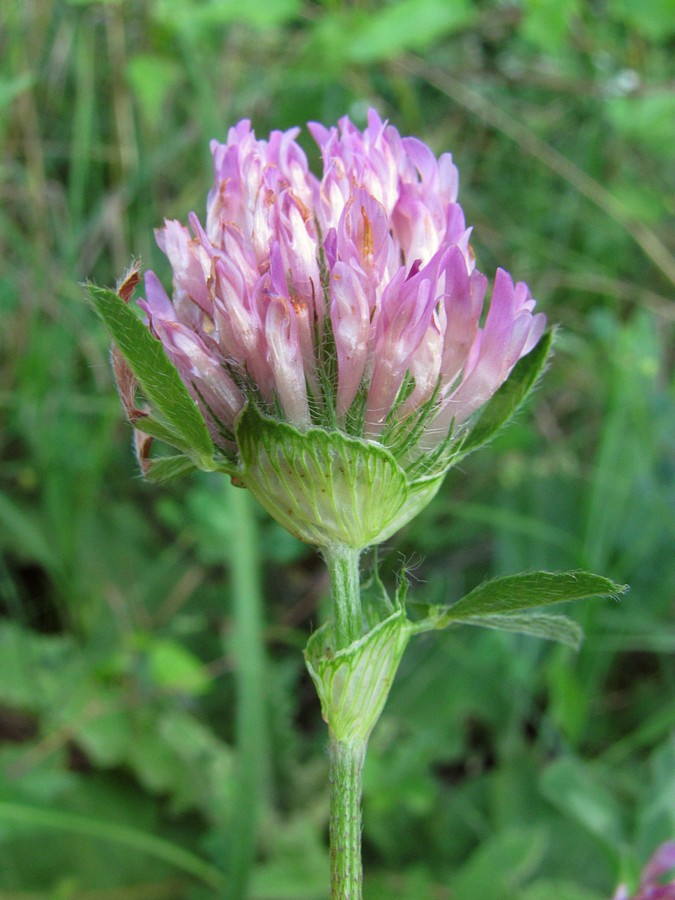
[135,108,549,547]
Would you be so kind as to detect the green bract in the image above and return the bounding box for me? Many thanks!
[236,404,444,548]
[304,607,412,744]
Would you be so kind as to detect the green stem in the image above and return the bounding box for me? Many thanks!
[225,479,267,899]
[324,543,362,648]
[329,739,366,900]
[324,543,365,899]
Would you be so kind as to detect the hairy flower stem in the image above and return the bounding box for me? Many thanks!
[324,544,365,898]
[329,738,366,899]
[324,544,362,649]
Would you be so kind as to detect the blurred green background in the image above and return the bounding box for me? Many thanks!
[1,0,674,897]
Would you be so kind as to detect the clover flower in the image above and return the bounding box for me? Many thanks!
[106,110,548,549]
[142,110,543,446]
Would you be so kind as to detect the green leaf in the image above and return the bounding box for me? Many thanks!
[85,284,214,467]
[0,493,59,570]
[539,757,625,851]
[346,0,475,63]
[131,412,201,456]
[142,454,199,484]
[0,72,35,111]
[459,612,584,649]
[248,815,329,899]
[451,826,547,900]
[456,328,555,463]
[152,0,300,32]
[437,570,626,624]
[73,701,132,767]
[605,92,675,160]
[0,623,74,711]
[147,638,211,695]
[520,0,581,52]
[125,54,181,129]
[609,0,675,41]
[415,572,628,632]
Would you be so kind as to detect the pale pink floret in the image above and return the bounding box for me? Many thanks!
[140,272,244,440]
[330,259,371,418]
[439,269,546,427]
[141,110,545,456]
[365,246,452,434]
[154,220,212,327]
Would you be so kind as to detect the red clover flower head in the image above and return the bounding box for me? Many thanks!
[142,110,544,448]
[116,110,549,548]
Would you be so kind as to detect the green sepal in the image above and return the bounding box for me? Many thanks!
[411,570,627,644]
[86,284,215,469]
[304,607,411,744]
[455,327,555,464]
[235,403,443,548]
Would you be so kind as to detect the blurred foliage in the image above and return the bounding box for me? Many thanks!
[1,0,673,896]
